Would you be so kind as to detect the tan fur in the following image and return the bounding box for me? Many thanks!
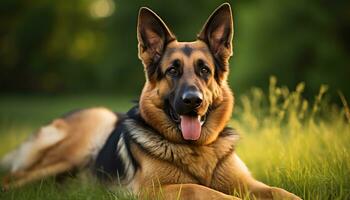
[135,3,301,200]
[139,40,233,145]
[128,131,237,190]
[1,3,301,200]
[2,107,117,189]
[128,132,298,199]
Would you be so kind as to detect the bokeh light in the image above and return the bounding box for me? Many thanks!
[89,0,115,19]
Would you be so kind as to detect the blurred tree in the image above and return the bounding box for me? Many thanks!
[230,0,350,98]
[0,0,349,99]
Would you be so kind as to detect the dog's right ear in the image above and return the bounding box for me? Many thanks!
[137,7,176,80]
[198,3,233,82]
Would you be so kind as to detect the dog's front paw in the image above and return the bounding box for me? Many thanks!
[270,187,302,200]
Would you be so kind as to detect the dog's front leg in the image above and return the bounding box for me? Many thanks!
[245,184,302,200]
[213,153,302,200]
[140,183,240,200]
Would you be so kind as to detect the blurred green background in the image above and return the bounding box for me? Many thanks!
[0,1,349,199]
[0,0,349,99]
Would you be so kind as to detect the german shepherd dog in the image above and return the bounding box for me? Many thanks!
[1,3,301,200]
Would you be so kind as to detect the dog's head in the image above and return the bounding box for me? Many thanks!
[138,3,234,145]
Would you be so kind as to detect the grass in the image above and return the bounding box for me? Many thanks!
[0,77,349,199]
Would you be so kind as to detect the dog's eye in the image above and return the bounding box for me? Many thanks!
[166,60,181,77]
[197,60,210,76]
[167,67,179,76]
[200,67,210,75]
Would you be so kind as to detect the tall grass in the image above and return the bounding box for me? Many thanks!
[233,76,350,200]
[0,78,349,199]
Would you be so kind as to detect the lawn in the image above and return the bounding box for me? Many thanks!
[0,78,349,199]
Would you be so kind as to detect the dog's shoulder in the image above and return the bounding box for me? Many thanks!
[93,106,140,184]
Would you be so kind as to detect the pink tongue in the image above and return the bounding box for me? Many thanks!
[180,115,201,140]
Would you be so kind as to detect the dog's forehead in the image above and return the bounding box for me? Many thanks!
[164,40,211,59]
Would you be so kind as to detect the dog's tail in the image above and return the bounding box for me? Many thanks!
[1,119,67,173]
[1,150,17,170]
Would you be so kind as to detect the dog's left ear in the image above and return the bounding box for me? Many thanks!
[198,3,233,79]
[137,7,176,81]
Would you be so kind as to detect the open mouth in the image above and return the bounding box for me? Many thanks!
[166,105,207,141]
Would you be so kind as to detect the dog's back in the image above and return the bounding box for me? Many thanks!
[1,107,117,189]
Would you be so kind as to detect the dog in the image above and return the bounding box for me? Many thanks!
[1,3,301,200]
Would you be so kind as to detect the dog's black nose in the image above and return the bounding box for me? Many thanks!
[182,90,203,108]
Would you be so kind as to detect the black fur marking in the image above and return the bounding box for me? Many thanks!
[219,127,238,138]
[126,105,144,122]
[181,45,193,57]
[95,104,238,185]
[213,56,227,83]
[123,108,203,184]
[94,120,126,181]
[164,46,210,59]
[147,58,163,81]
[146,42,181,81]
[126,105,161,133]
[122,128,139,174]
[94,107,142,183]
[124,106,238,185]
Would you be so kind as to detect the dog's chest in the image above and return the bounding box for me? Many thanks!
[133,143,216,185]
[128,126,238,188]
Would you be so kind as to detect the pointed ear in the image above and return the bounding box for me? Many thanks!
[198,3,233,78]
[137,7,176,75]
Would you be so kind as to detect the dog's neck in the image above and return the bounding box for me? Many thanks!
[124,108,239,185]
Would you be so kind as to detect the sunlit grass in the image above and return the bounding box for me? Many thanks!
[233,77,350,199]
[0,78,349,199]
